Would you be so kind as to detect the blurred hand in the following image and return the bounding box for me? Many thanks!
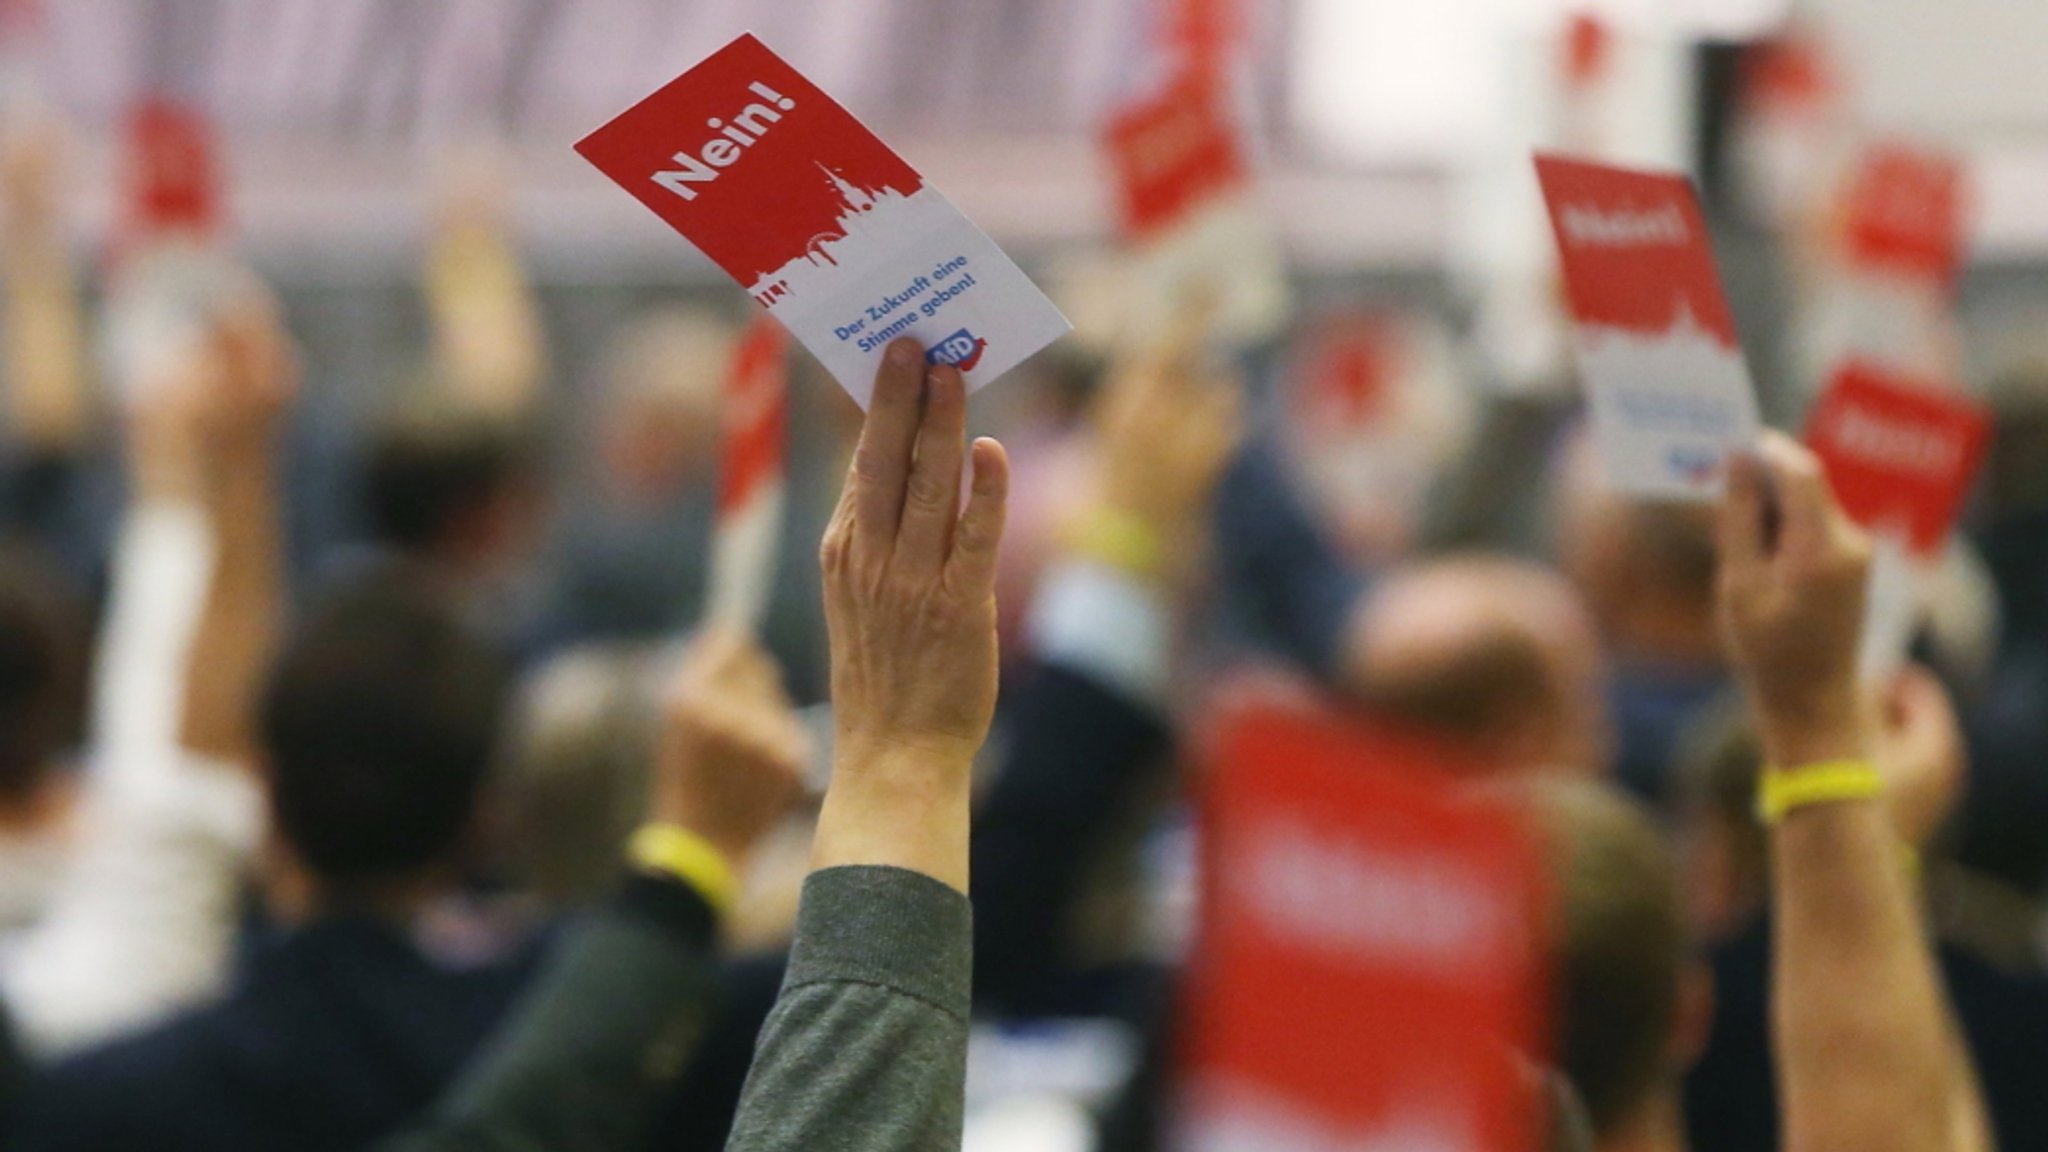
[1093,309,1242,540]
[651,626,809,865]
[820,340,1009,774]
[0,121,61,231]
[192,295,297,468]
[1870,664,1967,849]
[1716,431,1874,767]
[127,292,296,505]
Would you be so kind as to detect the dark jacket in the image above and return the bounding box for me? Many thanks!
[377,875,719,1152]
[10,909,545,1152]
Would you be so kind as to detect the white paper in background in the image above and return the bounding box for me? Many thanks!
[101,242,258,403]
[704,481,785,633]
[1858,528,1920,682]
[1121,197,1291,349]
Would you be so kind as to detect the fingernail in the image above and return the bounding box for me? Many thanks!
[889,340,918,368]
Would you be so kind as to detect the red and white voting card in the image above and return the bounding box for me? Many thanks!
[102,98,257,402]
[1806,362,1989,560]
[1839,143,1967,290]
[1102,67,1287,344]
[1105,68,1248,241]
[1178,702,1546,1152]
[575,34,1068,408]
[706,314,790,632]
[1536,154,1761,501]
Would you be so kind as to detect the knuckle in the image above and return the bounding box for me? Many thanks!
[905,470,949,512]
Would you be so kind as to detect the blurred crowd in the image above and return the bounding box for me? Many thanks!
[0,25,2040,1152]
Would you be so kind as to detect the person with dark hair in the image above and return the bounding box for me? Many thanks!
[0,549,87,939]
[359,410,543,626]
[8,566,531,1152]
[0,300,286,1059]
[260,569,511,892]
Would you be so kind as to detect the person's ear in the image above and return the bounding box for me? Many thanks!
[1672,960,1716,1072]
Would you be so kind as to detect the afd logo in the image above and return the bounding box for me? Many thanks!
[925,330,988,372]
[1667,445,1723,485]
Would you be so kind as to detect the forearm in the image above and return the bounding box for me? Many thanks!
[180,460,282,763]
[3,233,90,452]
[727,866,971,1152]
[1766,721,1956,1152]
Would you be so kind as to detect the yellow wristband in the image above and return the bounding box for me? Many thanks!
[1756,760,1885,826]
[628,824,739,917]
[1064,506,1164,577]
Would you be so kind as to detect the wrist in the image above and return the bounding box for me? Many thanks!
[1063,504,1168,580]
[831,736,977,800]
[627,823,740,917]
[1754,686,1866,769]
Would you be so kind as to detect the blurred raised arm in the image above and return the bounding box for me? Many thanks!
[1717,432,1984,1152]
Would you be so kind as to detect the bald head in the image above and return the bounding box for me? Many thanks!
[1342,555,1609,777]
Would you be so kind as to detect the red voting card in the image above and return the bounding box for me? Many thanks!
[1104,69,1248,241]
[1806,362,1989,558]
[1164,0,1243,81]
[576,34,1068,405]
[1839,143,1967,289]
[103,98,256,402]
[1562,12,1614,92]
[706,314,790,631]
[1178,702,1546,1151]
[125,99,223,240]
[1296,315,1396,435]
[1536,155,1760,500]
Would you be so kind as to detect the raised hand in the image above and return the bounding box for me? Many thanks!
[1715,430,1873,768]
[812,338,1010,891]
[651,626,809,868]
[1092,304,1241,546]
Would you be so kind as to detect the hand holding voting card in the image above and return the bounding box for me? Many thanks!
[576,34,1069,407]
[102,100,261,402]
[1535,155,1762,501]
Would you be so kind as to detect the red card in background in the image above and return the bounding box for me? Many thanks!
[717,314,789,518]
[1103,69,1248,241]
[125,98,222,239]
[1562,11,1614,91]
[1535,155,1759,498]
[706,313,790,631]
[1840,143,1967,289]
[1165,0,1243,79]
[1536,155,1739,349]
[1807,362,1989,558]
[1294,313,1397,435]
[1179,703,1546,1151]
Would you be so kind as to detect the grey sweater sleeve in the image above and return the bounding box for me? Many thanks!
[725,866,973,1152]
